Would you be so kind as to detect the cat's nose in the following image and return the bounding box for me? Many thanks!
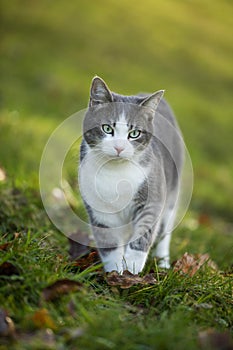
[114,146,124,155]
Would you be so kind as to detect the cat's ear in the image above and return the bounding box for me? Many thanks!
[140,90,165,111]
[89,76,113,106]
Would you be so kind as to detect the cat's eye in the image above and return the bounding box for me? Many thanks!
[128,129,141,139]
[102,124,114,135]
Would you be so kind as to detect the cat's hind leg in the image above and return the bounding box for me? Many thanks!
[154,205,177,268]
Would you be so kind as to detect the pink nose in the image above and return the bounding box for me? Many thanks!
[114,146,124,155]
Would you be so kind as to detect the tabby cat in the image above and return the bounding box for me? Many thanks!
[79,77,184,273]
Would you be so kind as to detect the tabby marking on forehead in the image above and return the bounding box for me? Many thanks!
[112,113,129,138]
[117,112,127,125]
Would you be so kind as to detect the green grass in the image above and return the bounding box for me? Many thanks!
[0,0,233,348]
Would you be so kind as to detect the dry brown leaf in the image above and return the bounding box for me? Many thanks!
[42,279,83,301]
[198,329,233,350]
[0,242,11,251]
[0,262,19,276]
[32,309,56,330]
[0,233,20,252]
[173,252,218,277]
[106,270,157,289]
[73,251,100,271]
[14,232,20,239]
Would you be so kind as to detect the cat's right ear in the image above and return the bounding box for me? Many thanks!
[89,76,113,106]
[140,90,165,111]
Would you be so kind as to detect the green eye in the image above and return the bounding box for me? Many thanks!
[128,129,141,139]
[102,124,114,135]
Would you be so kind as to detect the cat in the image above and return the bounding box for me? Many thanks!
[78,76,184,274]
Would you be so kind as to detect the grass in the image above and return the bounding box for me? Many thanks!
[0,0,233,348]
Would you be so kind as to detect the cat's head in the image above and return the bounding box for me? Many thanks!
[83,76,164,160]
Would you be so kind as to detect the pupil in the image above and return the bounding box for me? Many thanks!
[131,130,137,137]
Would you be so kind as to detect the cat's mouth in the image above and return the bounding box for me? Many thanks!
[108,154,130,162]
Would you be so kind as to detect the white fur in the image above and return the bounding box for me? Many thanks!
[101,247,125,272]
[123,248,148,274]
[154,233,171,268]
[100,246,148,274]
[80,150,147,226]
[79,117,149,228]
[101,114,135,159]
[154,206,177,268]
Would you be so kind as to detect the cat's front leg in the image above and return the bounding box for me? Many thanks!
[98,246,125,273]
[124,227,156,274]
[123,245,148,274]
[92,223,126,273]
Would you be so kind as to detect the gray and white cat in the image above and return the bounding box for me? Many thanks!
[79,76,184,274]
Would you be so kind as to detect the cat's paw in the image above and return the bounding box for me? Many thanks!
[157,257,170,269]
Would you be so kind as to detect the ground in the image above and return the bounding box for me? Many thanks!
[0,1,232,349]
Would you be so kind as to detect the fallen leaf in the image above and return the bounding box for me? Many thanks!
[173,252,218,277]
[73,250,100,271]
[32,309,56,330]
[0,242,11,251]
[0,233,20,252]
[106,270,157,289]
[198,329,233,350]
[0,262,19,276]
[14,232,20,239]
[0,309,16,337]
[42,279,83,301]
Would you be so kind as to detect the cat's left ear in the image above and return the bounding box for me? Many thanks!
[89,76,113,106]
[140,90,165,111]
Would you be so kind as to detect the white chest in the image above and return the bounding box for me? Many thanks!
[79,152,148,225]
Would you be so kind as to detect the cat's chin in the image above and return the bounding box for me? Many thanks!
[102,154,132,162]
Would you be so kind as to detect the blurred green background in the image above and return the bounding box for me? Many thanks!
[0,0,233,223]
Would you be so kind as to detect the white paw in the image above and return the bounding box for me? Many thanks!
[157,257,170,269]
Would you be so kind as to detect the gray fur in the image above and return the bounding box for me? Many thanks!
[79,76,184,273]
